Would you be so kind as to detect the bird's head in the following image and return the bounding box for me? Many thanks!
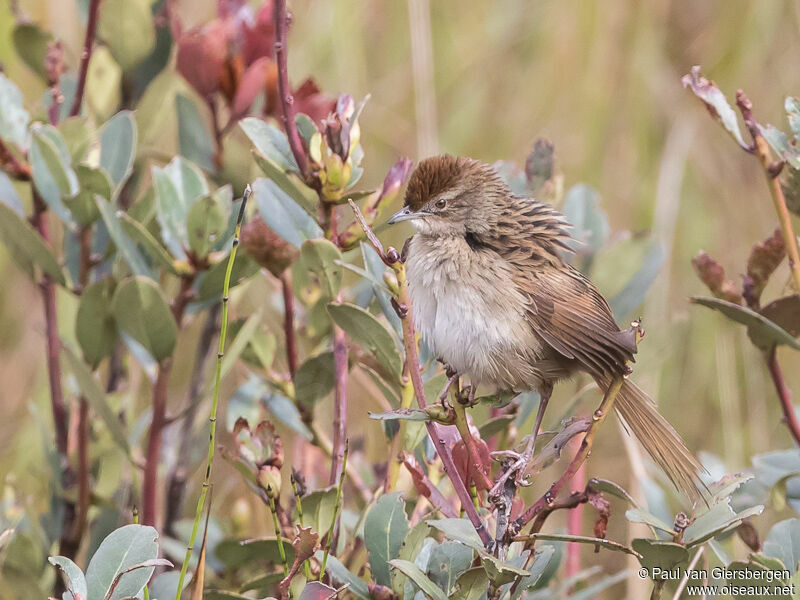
[387,155,510,237]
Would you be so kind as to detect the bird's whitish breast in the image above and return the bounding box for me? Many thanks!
[405,235,542,385]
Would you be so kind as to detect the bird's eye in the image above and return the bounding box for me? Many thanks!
[434,198,446,209]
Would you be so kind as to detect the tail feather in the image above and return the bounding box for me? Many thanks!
[610,378,707,503]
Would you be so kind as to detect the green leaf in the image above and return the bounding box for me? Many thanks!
[632,539,688,576]
[59,116,93,163]
[683,500,764,546]
[393,520,432,597]
[562,184,609,257]
[76,279,118,369]
[608,242,664,319]
[62,345,130,455]
[97,0,156,71]
[95,196,154,278]
[691,296,800,351]
[370,408,432,422]
[0,202,66,285]
[118,213,179,275]
[298,487,338,536]
[624,508,675,535]
[30,125,79,224]
[111,276,177,361]
[682,66,749,150]
[589,478,638,507]
[724,561,789,600]
[240,118,299,171]
[0,171,24,216]
[85,524,159,600]
[152,157,209,259]
[176,93,216,172]
[388,559,447,600]
[12,23,53,79]
[0,73,30,149]
[99,111,137,192]
[86,47,122,121]
[66,165,112,225]
[263,390,313,440]
[450,567,489,600]
[295,352,335,406]
[428,541,474,594]
[252,177,322,249]
[480,554,529,586]
[252,152,319,220]
[219,310,261,380]
[511,546,556,599]
[763,518,800,575]
[187,194,227,259]
[195,254,260,302]
[427,519,485,553]
[300,239,343,300]
[523,533,638,557]
[48,555,88,600]
[295,113,318,146]
[319,553,370,599]
[327,302,402,378]
[365,492,409,587]
[215,537,295,568]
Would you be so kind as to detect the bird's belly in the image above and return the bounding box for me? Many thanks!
[407,240,547,389]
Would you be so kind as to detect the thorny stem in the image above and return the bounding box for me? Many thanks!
[164,305,221,536]
[273,0,311,181]
[766,347,800,445]
[173,186,251,600]
[321,440,348,579]
[348,200,493,548]
[70,0,102,117]
[514,376,624,532]
[280,271,298,379]
[736,90,800,295]
[268,486,291,581]
[291,473,312,580]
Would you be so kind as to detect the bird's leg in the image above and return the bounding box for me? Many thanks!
[489,381,554,495]
[439,364,459,407]
[514,381,553,484]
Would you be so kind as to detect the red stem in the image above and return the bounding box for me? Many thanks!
[329,322,348,485]
[767,348,800,445]
[280,271,298,378]
[565,443,585,580]
[76,398,90,540]
[141,275,195,526]
[31,196,68,456]
[70,0,103,117]
[272,0,310,180]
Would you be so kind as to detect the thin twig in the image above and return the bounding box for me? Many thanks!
[268,486,290,580]
[173,186,251,599]
[70,0,103,117]
[348,201,492,548]
[735,90,800,294]
[280,271,298,379]
[273,0,311,180]
[514,376,624,531]
[0,138,31,180]
[766,348,800,445]
[321,439,348,578]
[673,546,704,600]
[330,321,348,485]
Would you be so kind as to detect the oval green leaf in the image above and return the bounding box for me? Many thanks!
[327,302,402,378]
[111,276,177,361]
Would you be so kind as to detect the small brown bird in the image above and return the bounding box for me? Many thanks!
[388,155,704,500]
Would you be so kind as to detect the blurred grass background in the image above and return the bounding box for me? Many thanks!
[2,0,800,596]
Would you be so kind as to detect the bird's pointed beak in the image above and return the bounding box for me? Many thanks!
[387,206,416,224]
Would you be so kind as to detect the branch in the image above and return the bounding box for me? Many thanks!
[766,347,800,445]
[348,200,493,549]
[280,271,298,378]
[70,0,103,117]
[0,138,31,180]
[273,0,311,181]
[514,376,624,532]
[735,90,800,294]
[329,320,348,485]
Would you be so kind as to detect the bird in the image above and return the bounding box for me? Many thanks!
[386,154,705,502]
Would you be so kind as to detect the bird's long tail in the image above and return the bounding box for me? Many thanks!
[603,377,707,503]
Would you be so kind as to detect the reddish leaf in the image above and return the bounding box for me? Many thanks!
[691,251,742,304]
[451,435,492,491]
[279,526,319,596]
[746,228,785,304]
[232,57,275,119]
[176,22,228,97]
[243,0,276,66]
[293,78,337,125]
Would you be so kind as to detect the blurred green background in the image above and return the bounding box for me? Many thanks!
[2,0,800,597]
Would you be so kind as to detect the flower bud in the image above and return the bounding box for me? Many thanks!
[257,465,282,494]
